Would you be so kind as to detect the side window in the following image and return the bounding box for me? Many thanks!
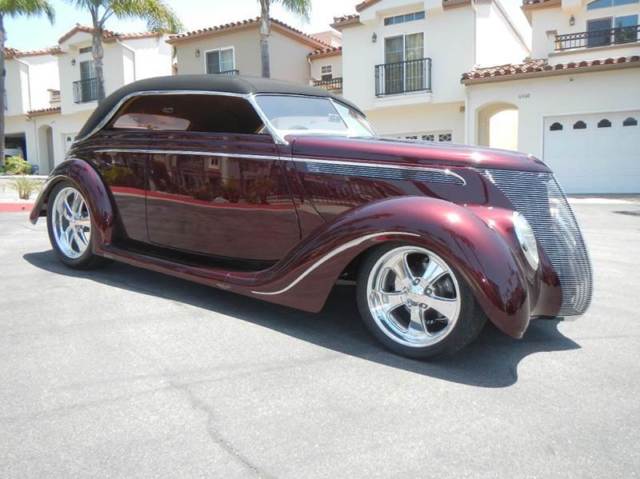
[110,94,264,134]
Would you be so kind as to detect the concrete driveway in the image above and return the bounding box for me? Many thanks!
[1,199,639,478]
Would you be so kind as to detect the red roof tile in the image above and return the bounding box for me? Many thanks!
[167,17,329,49]
[462,56,640,83]
[58,24,162,45]
[27,106,61,117]
[331,14,360,30]
[4,47,61,59]
[308,46,342,59]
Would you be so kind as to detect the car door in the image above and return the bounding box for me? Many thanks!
[109,92,301,262]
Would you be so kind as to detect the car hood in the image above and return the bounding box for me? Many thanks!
[288,135,551,173]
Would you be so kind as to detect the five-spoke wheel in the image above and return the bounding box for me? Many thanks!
[357,244,486,358]
[46,181,107,269]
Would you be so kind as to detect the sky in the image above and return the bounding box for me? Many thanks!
[5,0,362,51]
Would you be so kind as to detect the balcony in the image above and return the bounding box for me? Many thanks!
[375,58,432,97]
[555,25,640,51]
[73,78,99,104]
[209,69,239,75]
[313,77,343,92]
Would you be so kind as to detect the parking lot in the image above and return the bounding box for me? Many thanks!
[1,199,639,478]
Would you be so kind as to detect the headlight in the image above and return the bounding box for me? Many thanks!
[513,212,539,270]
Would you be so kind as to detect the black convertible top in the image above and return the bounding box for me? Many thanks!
[77,74,363,139]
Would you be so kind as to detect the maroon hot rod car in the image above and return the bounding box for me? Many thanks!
[30,75,592,358]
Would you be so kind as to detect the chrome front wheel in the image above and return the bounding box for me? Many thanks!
[357,244,486,358]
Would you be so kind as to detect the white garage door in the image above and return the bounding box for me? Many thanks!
[543,111,640,193]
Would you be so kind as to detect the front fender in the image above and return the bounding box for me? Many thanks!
[29,159,115,246]
[244,196,530,338]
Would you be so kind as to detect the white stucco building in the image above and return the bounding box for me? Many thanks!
[331,0,531,144]
[4,25,172,174]
[464,0,640,193]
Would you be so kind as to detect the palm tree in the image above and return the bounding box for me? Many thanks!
[258,0,311,78]
[0,0,55,165]
[67,0,182,102]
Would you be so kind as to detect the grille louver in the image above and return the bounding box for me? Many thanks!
[481,169,593,316]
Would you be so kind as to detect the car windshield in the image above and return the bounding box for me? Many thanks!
[254,95,375,138]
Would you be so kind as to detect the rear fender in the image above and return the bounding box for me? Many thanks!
[243,196,530,338]
[29,159,115,246]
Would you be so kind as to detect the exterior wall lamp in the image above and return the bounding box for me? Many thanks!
[371,33,377,43]
[71,59,76,66]
[569,15,575,26]
[195,49,200,58]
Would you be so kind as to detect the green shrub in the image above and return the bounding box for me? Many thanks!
[11,176,41,200]
[4,156,32,175]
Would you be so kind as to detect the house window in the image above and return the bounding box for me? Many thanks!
[384,33,424,94]
[587,18,613,47]
[321,65,332,81]
[614,15,638,44]
[76,60,98,103]
[623,117,638,126]
[384,11,425,26]
[573,121,587,129]
[550,122,563,131]
[400,131,452,143]
[597,119,612,128]
[205,48,234,74]
[588,0,638,9]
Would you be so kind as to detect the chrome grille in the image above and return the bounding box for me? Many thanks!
[481,169,593,316]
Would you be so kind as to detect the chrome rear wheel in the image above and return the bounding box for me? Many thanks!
[51,186,92,259]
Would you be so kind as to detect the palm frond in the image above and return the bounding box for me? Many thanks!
[110,0,182,33]
[1,0,55,23]
[274,0,311,21]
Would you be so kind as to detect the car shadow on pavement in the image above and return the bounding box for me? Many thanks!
[24,250,580,389]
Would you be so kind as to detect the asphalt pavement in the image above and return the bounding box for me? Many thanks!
[1,198,639,478]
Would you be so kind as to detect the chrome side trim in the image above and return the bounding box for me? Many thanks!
[93,147,465,184]
[94,148,281,161]
[251,232,420,296]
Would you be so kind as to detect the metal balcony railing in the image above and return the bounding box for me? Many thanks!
[209,69,239,75]
[555,25,640,51]
[73,78,99,103]
[375,58,432,96]
[313,77,343,91]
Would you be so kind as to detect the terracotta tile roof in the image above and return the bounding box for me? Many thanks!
[462,56,640,83]
[58,24,162,45]
[27,106,61,117]
[4,46,61,59]
[355,0,382,12]
[167,17,329,49]
[331,14,361,30]
[308,46,342,59]
[522,0,560,8]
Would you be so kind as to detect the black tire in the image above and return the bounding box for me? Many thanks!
[46,180,109,270]
[356,243,487,359]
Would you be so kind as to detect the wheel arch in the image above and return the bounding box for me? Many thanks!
[30,159,117,247]
[248,196,531,338]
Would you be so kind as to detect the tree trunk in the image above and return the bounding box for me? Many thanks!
[259,0,271,78]
[0,14,6,166]
[92,27,106,102]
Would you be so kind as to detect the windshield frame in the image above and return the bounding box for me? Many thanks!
[251,93,375,144]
